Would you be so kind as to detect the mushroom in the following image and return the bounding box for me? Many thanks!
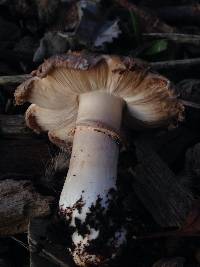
[15,52,184,267]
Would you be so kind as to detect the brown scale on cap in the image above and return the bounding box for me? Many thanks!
[15,51,184,148]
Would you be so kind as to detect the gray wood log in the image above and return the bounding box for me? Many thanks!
[0,115,51,176]
[0,179,53,236]
[131,138,193,227]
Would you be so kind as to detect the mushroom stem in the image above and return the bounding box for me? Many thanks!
[59,91,124,265]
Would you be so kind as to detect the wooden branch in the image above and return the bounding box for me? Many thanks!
[143,33,200,45]
[0,74,31,86]
[131,138,193,227]
[116,0,175,33]
[0,179,53,236]
[150,58,200,70]
[155,4,200,24]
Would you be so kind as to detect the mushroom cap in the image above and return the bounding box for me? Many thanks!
[15,52,184,147]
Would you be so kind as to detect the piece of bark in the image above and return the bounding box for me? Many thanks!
[28,217,73,267]
[130,138,193,227]
[0,179,53,236]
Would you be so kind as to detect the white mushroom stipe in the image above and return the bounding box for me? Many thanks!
[15,52,184,267]
[59,93,125,264]
[59,92,124,218]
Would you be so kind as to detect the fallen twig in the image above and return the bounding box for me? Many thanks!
[0,74,31,86]
[150,58,200,70]
[143,33,200,45]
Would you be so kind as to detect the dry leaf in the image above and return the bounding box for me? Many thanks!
[94,20,121,47]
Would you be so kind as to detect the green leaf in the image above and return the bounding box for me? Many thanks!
[129,10,140,43]
[145,39,168,55]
